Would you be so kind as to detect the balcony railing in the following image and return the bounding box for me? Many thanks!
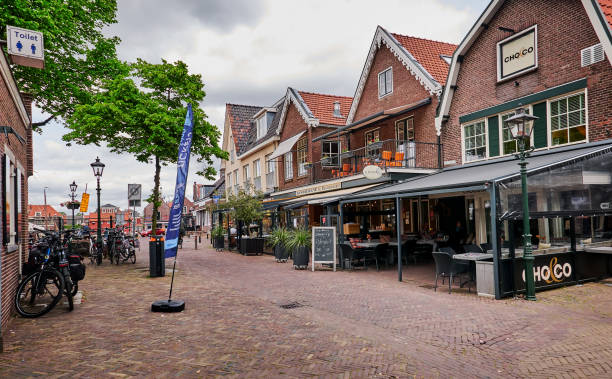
[265,171,277,192]
[309,139,442,183]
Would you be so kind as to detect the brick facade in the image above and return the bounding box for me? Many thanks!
[0,66,31,336]
[441,0,612,165]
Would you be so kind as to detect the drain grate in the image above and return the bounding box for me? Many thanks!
[279,301,303,309]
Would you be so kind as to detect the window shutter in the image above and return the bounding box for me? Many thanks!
[532,102,548,148]
[487,116,499,157]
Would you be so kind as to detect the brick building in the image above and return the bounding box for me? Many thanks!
[268,27,455,229]
[0,50,32,337]
[28,204,62,230]
[143,197,194,231]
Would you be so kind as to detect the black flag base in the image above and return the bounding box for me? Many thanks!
[151,299,185,313]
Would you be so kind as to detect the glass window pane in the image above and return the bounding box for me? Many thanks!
[551,116,559,130]
[551,101,559,116]
[568,94,582,112]
[551,129,568,146]
[569,125,587,142]
[568,110,582,127]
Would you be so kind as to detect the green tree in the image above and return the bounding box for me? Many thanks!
[0,0,126,129]
[63,59,227,234]
[225,185,264,235]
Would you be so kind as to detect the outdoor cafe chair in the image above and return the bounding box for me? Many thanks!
[338,243,366,270]
[391,152,404,167]
[432,251,471,294]
[374,243,389,271]
[381,151,392,166]
[480,243,492,253]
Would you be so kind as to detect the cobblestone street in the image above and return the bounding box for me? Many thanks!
[1,237,611,378]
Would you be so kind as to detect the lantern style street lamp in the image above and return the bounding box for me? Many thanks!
[69,180,78,227]
[505,107,538,301]
[91,157,105,264]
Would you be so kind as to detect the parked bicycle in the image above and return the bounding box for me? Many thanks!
[15,228,86,318]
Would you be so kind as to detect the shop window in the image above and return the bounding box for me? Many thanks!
[550,93,586,146]
[322,140,340,166]
[297,138,308,176]
[365,129,380,157]
[3,155,20,246]
[284,152,293,180]
[463,120,487,162]
[378,67,393,98]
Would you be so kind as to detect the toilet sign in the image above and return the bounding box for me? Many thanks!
[6,25,45,69]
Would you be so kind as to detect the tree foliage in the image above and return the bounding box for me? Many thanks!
[223,185,264,227]
[63,59,227,232]
[0,0,126,129]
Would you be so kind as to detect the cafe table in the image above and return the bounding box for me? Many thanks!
[452,253,493,261]
[584,246,612,254]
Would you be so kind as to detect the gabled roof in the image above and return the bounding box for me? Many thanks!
[226,104,263,155]
[237,96,284,159]
[276,87,352,136]
[297,91,353,126]
[346,26,456,124]
[28,205,61,217]
[390,33,457,84]
[435,0,612,135]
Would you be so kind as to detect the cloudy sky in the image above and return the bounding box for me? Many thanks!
[29,0,489,213]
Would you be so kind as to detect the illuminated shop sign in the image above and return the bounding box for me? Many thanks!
[497,25,538,81]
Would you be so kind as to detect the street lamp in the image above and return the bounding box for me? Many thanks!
[91,157,105,264]
[69,180,78,228]
[505,107,538,301]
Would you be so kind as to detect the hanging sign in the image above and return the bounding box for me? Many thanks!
[6,25,45,69]
[79,193,90,213]
[497,25,537,81]
[311,227,336,272]
[363,165,383,180]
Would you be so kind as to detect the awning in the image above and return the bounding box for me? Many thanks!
[262,197,295,210]
[282,184,382,207]
[313,97,431,142]
[341,141,612,203]
[269,131,305,159]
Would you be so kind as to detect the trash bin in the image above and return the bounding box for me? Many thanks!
[149,235,165,277]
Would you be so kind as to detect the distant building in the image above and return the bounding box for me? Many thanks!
[143,197,194,230]
[28,205,63,230]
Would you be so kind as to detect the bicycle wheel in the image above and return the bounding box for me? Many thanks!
[15,269,64,318]
[64,278,74,311]
[70,282,79,297]
[130,250,136,264]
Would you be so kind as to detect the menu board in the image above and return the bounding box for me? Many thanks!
[311,227,336,272]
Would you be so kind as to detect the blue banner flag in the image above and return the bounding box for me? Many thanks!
[164,104,194,258]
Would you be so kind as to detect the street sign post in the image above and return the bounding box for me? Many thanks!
[128,184,141,236]
[7,25,44,69]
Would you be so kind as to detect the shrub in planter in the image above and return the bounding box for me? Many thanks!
[286,228,311,269]
[211,226,225,250]
[270,227,290,262]
[240,237,264,256]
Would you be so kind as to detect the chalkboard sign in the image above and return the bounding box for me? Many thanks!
[312,227,336,272]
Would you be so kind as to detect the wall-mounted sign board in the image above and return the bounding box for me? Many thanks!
[311,226,336,272]
[497,25,537,82]
[7,25,44,69]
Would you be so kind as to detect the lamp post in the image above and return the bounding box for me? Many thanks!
[91,157,105,262]
[69,180,78,228]
[505,107,538,301]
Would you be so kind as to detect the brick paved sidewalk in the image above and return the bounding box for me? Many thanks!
[0,237,610,378]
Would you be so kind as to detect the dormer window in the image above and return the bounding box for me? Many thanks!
[256,115,267,139]
[333,101,342,117]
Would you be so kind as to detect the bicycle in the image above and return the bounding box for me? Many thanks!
[88,234,103,265]
[15,228,84,317]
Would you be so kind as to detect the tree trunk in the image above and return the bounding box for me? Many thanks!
[151,155,161,234]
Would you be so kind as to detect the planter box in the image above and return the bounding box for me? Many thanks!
[240,238,265,256]
[476,260,495,298]
[274,245,289,262]
[213,236,224,250]
[292,246,310,269]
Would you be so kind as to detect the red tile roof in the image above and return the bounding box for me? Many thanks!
[226,104,262,154]
[390,33,457,84]
[28,205,62,218]
[599,0,612,30]
[297,91,353,126]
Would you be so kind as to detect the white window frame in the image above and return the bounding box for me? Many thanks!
[297,138,308,177]
[322,140,341,166]
[461,119,488,163]
[243,164,250,186]
[265,154,275,174]
[284,152,293,180]
[546,90,588,148]
[233,170,239,187]
[378,67,393,99]
[253,159,261,178]
[256,115,267,140]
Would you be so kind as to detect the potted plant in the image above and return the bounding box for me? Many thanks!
[270,227,290,262]
[286,228,311,269]
[226,185,264,256]
[211,225,225,250]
